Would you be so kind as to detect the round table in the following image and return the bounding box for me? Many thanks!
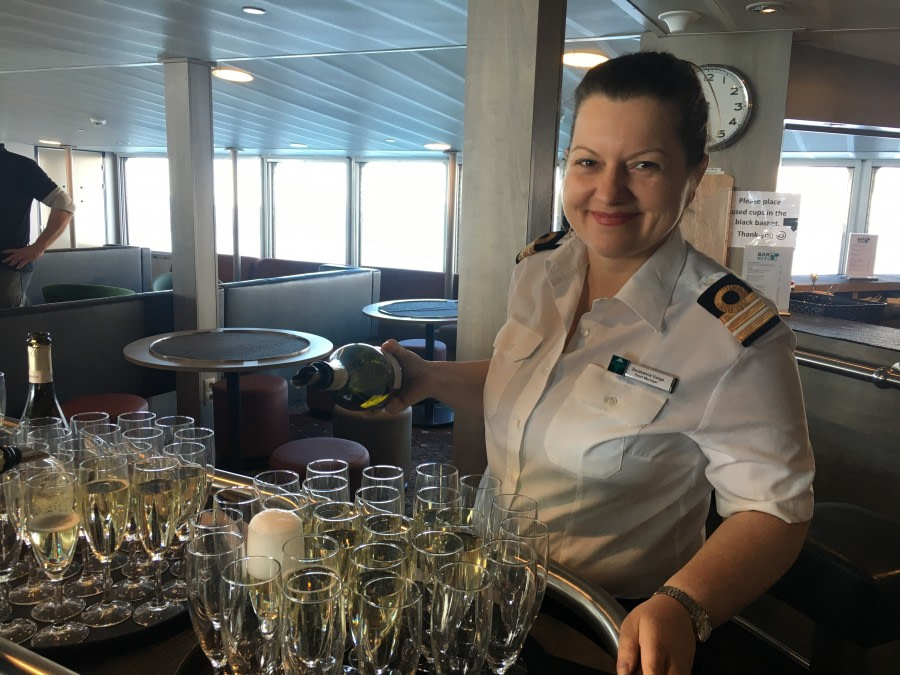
[124,328,332,471]
[362,299,457,427]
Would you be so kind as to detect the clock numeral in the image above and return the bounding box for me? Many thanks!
[705,72,714,81]
[733,103,744,111]
[728,118,738,126]
[730,86,739,95]
[716,129,726,139]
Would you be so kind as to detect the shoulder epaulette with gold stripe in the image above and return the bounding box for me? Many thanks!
[515,230,568,264]
[697,274,780,347]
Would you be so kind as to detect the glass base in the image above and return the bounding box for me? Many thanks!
[64,573,105,598]
[8,560,30,583]
[31,595,86,623]
[0,618,38,644]
[132,598,185,627]
[162,577,188,602]
[124,557,165,578]
[109,551,128,571]
[9,581,54,606]
[110,575,155,602]
[31,621,89,648]
[81,598,133,628]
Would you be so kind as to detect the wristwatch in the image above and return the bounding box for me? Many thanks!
[653,585,712,642]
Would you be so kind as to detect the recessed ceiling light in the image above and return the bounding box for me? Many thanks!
[424,142,451,151]
[746,1,789,14]
[38,139,62,146]
[290,142,308,148]
[212,66,254,83]
[562,52,609,68]
[242,6,266,15]
[384,138,396,144]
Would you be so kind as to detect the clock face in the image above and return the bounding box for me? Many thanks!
[700,65,753,151]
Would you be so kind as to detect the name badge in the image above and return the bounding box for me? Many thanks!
[607,355,677,393]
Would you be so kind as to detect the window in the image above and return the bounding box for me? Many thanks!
[214,157,262,257]
[359,161,447,272]
[123,157,171,251]
[866,166,900,275]
[271,159,348,263]
[776,164,854,276]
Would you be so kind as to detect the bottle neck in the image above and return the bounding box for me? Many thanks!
[28,344,54,385]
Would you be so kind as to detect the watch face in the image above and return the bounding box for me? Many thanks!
[700,65,752,151]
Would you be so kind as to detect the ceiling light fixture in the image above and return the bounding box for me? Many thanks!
[562,52,609,68]
[424,142,451,151]
[658,10,701,33]
[38,139,62,146]
[242,6,266,15]
[746,1,789,13]
[384,138,396,143]
[289,142,308,148]
[212,66,254,83]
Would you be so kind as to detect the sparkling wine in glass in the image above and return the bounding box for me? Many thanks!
[431,561,493,675]
[281,569,345,675]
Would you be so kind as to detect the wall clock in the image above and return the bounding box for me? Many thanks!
[700,64,753,151]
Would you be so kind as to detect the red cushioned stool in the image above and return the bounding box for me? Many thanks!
[398,338,447,361]
[269,437,370,495]
[62,393,149,420]
[212,374,289,464]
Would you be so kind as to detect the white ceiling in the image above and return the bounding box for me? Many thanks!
[0,0,897,155]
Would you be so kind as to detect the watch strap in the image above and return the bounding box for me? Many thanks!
[652,585,712,642]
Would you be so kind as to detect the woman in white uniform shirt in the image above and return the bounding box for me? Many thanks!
[384,51,814,675]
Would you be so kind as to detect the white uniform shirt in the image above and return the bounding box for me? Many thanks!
[484,229,815,598]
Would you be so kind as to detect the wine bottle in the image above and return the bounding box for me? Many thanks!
[0,445,51,473]
[20,331,69,430]
[291,343,402,411]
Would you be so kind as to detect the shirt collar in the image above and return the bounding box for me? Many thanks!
[544,229,686,332]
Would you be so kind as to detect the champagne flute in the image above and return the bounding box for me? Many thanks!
[414,462,459,493]
[281,534,342,580]
[310,501,360,578]
[69,412,110,439]
[305,458,350,482]
[81,422,121,449]
[435,506,487,566]
[186,531,244,674]
[361,465,406,509]
[26,426,73,453]
[358,575,422,675]
[252,469,301,500]
[355,485,404,516]
[305,475,351,504]
[78,454,133,627]
[131,455,185,626]
[213,487,260,532]
[431,562,493,675]
[162,441,209,599]
[16,417,63,445]
[412,529,464,664]
[413,485,461,534]
[24,470,89,647]
[361,513,414,546]
[0,476,37,644]
[121,426,165,455]
[190,507,243,540]
[345,541,409,671]
[117,410,157,433]
[498,516,550,625]
[220,556,282,675]
[483,539,538,674]
[459,474,502,521]
[154,415,194,445]
[488,494,538,541]
[173,425,216,469]
[281,569,345,675]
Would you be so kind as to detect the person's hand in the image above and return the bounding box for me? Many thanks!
[2,244,42,270]
[616,594,697,675]
[381,339,432,414]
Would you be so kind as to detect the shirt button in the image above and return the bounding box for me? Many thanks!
[581,327,590,336]
[605,396,617,406]
[515,418,522,428]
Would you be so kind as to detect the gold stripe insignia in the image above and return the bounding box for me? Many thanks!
[697,274,780,347]
[515,230,568,264]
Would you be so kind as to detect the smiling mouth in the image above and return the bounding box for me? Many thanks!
[590,211,637,226]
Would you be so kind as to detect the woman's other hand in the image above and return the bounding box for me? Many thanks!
[381,339,432,413]
[616,594,696,675]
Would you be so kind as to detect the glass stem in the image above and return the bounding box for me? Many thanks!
[152,559,165,607]
[0,581,11,621]
[52,579,65,614]
[98,560,112,605]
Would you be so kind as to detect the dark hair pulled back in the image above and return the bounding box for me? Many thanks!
[571,51,709,167]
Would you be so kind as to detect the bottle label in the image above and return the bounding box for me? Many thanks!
[29,370,52,384]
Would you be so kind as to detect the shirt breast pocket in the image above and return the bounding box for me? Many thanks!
[546,365,668,478]
[484,319,543,416]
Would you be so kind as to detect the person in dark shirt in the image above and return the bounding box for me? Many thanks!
[0,142,75,308]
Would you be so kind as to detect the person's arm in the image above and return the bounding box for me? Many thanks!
[3,185,75,269]
[616,512,808,674]
[381,339,490,417]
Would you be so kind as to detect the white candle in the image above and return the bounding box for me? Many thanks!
[247,508,304,575]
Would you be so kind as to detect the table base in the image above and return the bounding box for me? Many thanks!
[412,399,454,428]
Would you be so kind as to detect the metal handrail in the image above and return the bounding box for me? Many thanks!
[0,637,79,675]
[795,349,900,390]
